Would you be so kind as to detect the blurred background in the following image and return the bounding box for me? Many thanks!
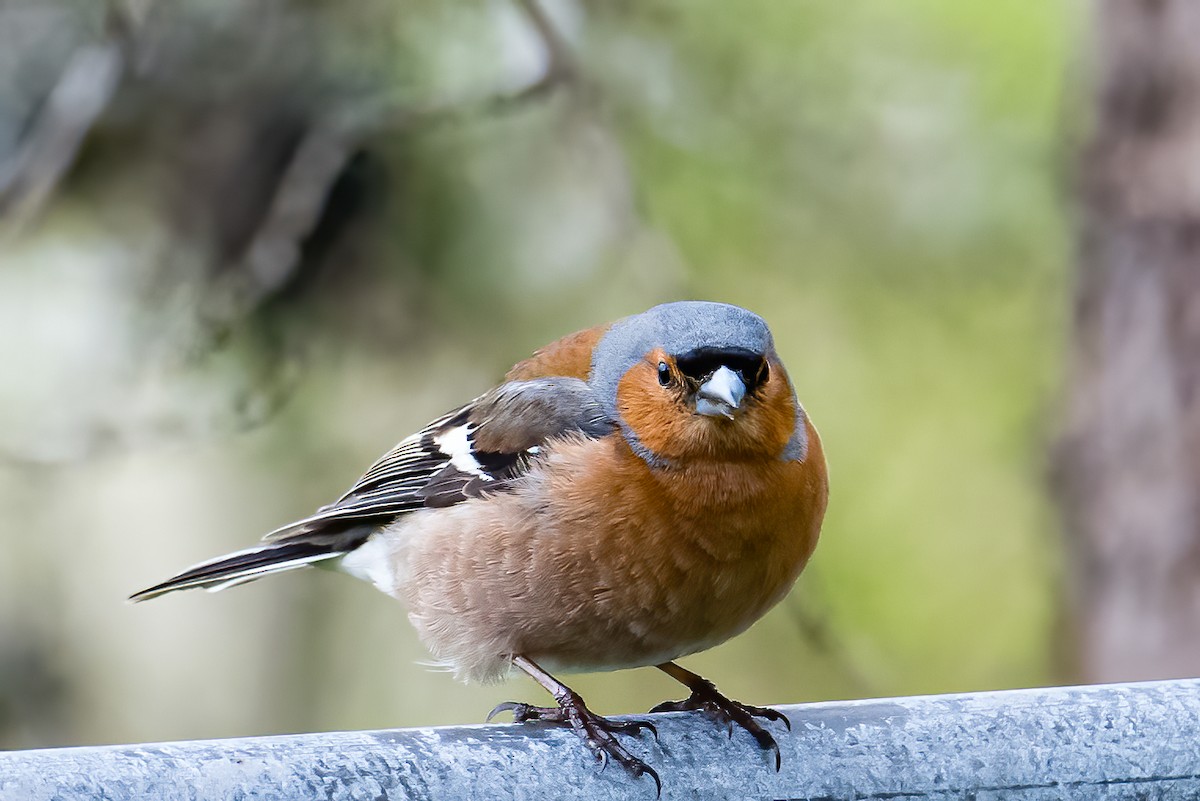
[3,0,1196,751]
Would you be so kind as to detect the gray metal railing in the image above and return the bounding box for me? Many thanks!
[3,678,1199,800]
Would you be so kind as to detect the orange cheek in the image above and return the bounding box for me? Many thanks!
[616,363,692,458]
[617,358,801,462]
[750,366,802,455]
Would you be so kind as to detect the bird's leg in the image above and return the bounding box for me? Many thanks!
[652,661,790,770]
[488,655,661,795]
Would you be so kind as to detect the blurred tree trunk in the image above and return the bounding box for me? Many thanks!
[1055,0,1200,682]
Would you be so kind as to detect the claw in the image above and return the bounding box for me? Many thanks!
[610,718,659,743]
[486,701,522,723]
[649,681,788,771]
[491,689,661,793]
[644,764,663,798]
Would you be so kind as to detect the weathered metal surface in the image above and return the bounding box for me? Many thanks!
[3,678,1199,800]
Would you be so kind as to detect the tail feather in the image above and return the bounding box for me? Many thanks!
[129,542,345,602]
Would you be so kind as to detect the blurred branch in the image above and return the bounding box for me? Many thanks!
[205,125,354,328]
[0,42,124,230]
[365,0,582,133]
[507,0,579,104]
[0,0,142,231]
[210,0,588,325]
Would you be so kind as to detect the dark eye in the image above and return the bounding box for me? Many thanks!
[657,361,671,386]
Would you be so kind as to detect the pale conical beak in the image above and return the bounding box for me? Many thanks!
[696,365,747,419]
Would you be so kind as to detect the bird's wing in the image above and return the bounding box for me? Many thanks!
[263,377,613,545]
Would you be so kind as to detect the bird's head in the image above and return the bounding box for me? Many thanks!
[591,301,807,465]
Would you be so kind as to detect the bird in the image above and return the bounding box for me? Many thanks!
[131,300,829,794]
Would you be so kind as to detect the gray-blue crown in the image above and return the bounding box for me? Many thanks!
[590,301,776,416]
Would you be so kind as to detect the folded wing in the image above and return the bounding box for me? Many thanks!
[130,377,613,601]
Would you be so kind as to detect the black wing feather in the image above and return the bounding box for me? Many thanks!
[263,377,613,545]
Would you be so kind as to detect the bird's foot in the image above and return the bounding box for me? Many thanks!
[651,679,789,770]
[488,692,661,796]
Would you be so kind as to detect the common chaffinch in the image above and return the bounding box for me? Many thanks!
[132,300,829,793]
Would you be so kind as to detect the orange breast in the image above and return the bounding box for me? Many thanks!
[516,418,828,671]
